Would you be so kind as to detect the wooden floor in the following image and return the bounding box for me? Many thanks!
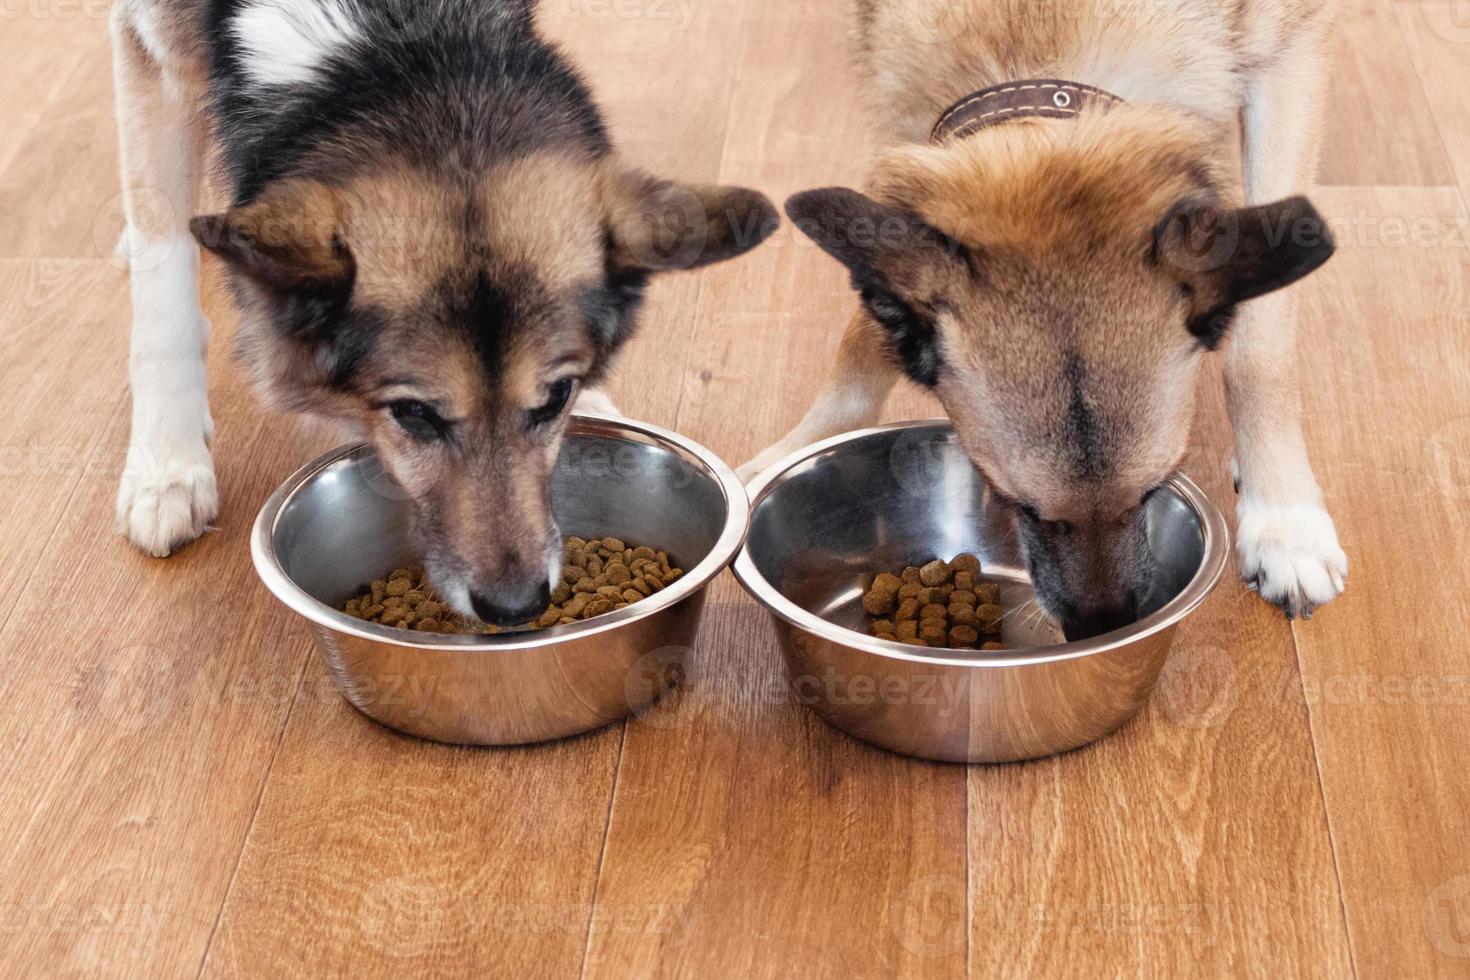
[2,1,1468,976]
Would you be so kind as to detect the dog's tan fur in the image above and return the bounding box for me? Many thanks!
[751,0,1348,632]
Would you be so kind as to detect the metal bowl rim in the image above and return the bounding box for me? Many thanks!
[731,418,1229,668]
[251,413,750,651]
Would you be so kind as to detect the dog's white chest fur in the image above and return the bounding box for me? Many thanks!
[231,0,364,88]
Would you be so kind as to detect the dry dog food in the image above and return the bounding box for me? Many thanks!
[862,552,1007,650]
[343,536,684,635]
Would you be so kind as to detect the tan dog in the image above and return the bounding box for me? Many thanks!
[744,0,1346,638]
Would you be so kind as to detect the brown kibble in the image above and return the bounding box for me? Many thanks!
[862,586,897,616]
[949,625,979,647]
[601,537,625,552]
[344,535,677,635]
[949,553,982,577]
[919,559,951,586]
[872,572,902,594]
[864,555,1010,651]
[982,642,1007,651]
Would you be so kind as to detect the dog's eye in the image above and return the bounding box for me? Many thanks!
[388,400,450,441]
[529,378,576,428]
[1017,503,1073,535]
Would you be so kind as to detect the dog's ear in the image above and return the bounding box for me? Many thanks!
[785,187,964,290]
[1154,195,1335,348]
[786,187,967,387]
[191,180,356,342]
[603,168,778,276]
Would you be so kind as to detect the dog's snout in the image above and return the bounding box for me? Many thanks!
[470,580,551,628]
[1060,599,1138,642]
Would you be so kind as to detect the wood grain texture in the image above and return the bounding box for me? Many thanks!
[1290,185,1470,978]
[0,1,1467,978]
[1319,1,1456,188]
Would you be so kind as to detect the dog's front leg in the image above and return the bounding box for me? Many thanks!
[1230,32,1347,617]
[111,8,217,557]
[737,312,897,482]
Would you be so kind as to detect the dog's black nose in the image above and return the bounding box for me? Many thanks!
[471,581,551,627]
[1061,603,1138,642]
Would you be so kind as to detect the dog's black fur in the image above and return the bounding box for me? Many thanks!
[201,0,608,204]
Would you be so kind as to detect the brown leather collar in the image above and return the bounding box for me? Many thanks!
[930,79,1127,144]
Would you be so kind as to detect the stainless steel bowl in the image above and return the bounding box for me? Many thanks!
[253,415,748,745]
[733,420,1228,764]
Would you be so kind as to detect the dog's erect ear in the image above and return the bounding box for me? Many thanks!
[191,180,356,341]
[1154,195,1335,348]
[603,168,779,276]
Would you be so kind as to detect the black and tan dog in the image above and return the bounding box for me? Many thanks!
[745,0,1347,639]
[111,0,775,623]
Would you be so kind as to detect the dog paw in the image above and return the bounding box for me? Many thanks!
[1236,499,1347,619]
[116,447,220,558]
[737,445,790,484]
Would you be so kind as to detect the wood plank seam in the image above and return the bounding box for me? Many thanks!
[193,651,312,979]
[578,722,630,980]
[1290,630,1363,979]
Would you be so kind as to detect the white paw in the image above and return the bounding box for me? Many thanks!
[737,444,793,485]
[1236,499,1347,619]
[116,447,220,558]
